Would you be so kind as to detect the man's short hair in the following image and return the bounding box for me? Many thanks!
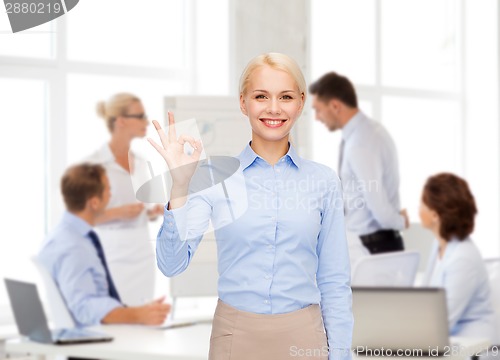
[61,163,106,212]
[309,72,358,108]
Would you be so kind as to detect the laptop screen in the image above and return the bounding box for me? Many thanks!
[4,278,53,343]
[352,287,450,355]
[4,278,114,345]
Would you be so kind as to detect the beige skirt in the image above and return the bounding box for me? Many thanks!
[209,299,328,360]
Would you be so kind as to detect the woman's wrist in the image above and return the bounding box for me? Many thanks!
[168,185,189,210]
[95,207,119,224]
[171,184,189,199]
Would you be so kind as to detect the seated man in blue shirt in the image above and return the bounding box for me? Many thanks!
[38,163,170,326]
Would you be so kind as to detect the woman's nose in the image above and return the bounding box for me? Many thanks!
[267,99,281,114]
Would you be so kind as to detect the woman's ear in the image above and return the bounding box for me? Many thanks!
[240,93,248,116]
[114,115,125,129]
[299,93,305,111]
[431,209,440,224]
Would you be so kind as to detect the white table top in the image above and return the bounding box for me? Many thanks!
[5,323,490,360]
[0,325,18,340]
[6,323,211,360]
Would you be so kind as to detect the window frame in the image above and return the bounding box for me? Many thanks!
[0,0,201,325]
[308,0,500,257]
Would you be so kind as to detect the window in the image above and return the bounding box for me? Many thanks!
[0,0,230,323]
[381,96,462,215]
[0,79,47,321]
[381,0,460,92]
[66,0,186,68]
[0,17,55,58]
[66,74,187,164]
[310,0,376,85]
[194,0,230,94]
[311,0,499,256]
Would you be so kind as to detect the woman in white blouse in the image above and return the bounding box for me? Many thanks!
[420,173,496,343]
[85,93,163,306]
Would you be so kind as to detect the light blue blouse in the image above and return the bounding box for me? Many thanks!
[157,143,353,359]
[424,238,496,342]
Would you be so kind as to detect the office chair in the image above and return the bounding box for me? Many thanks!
[485,258,500,345]
[351,251,420,287]
[471,258,500,360]
[31,257,75,329]
[402,223,434,273]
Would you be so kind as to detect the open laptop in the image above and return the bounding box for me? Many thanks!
[352,287,450,356]
[4,278,113,345]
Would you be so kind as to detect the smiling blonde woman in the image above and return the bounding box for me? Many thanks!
[150,53,353,360]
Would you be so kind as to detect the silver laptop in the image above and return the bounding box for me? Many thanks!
[352,287,450,356]
[4,278,113,345]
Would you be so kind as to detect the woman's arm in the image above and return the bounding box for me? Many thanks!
[95,203,145,224]
[156,191,211,277]
[441,252,481,332]
[316,171,353,360]
[148,113,208,277]
[147,204,166,221]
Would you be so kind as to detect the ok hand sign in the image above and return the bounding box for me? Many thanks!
[148,112,203,189]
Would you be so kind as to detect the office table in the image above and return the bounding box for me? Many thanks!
[6,323,211,360]
[5,323,490,360]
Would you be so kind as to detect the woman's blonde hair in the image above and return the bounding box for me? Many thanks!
[96,93,141,132]
[239,52,306,100]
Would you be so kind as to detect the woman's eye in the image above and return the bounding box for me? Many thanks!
[282,95,293,100]
[255,95,267,99]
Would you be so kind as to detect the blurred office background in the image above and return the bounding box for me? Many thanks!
[0,0,498,324]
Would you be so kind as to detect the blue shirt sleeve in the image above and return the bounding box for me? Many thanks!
[442,256,481,331]
[156,193,212,277]
[55,249,122,326]
[316,171,354,360]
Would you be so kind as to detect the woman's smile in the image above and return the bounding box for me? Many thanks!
[260,118,287,128]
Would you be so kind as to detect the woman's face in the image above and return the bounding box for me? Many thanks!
[118,101,148,138]
[240,65,304,144]
[419,198,438,231]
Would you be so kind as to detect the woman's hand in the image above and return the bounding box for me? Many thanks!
[147,204,164,221]
[95,203,145,224]
[117,203,145,219]
[148,112,203,188]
